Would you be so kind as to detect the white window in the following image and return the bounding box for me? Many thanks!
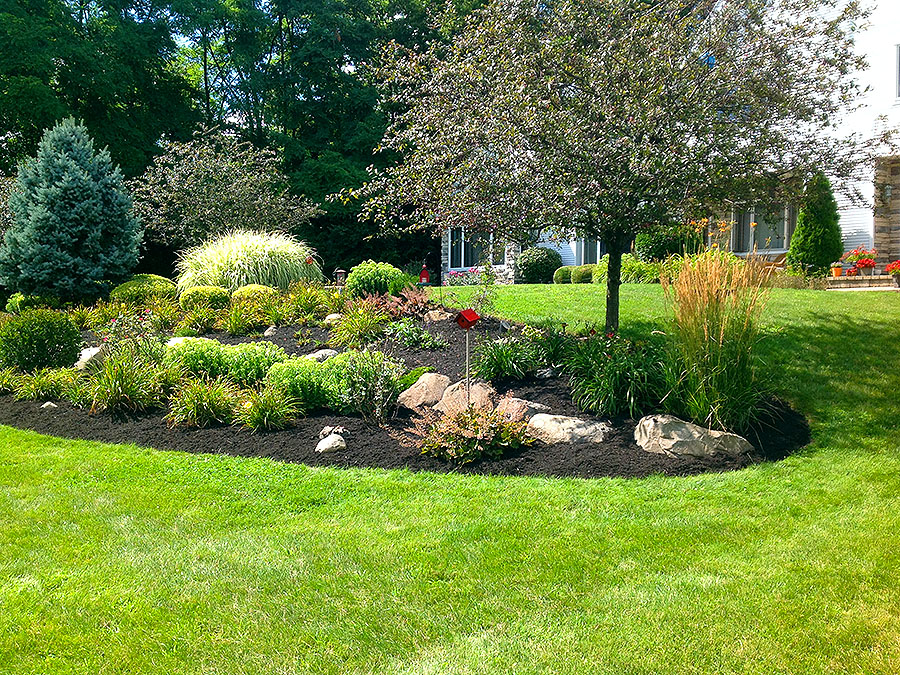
[730,205,796,254]
[448,228,506,269]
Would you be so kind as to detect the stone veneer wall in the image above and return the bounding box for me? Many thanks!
[873,157,900,268]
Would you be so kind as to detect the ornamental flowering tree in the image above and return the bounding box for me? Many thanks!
[353,0,893,331]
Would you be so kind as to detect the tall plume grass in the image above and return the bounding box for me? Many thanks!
[176,230,323,292]
[661,250,772,432]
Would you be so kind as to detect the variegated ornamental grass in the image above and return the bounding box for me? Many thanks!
[176,230,323,292]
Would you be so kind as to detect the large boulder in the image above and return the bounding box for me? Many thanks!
[526,414,610,444]
[434,380,496,416]
[304,349,339,362]
[634,415,754,458]
[496,397,551,423]
[398,373,451,410]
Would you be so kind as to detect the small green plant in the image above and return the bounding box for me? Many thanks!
[235,386,300,431]
[340,349,404,421]
[87,301,132,330]
[0,309,81,372]
[109,274,177,304]
[179,285,231,310]
[68,305,94,330]
[473,337,538,381]
[176,230,323,292]
[90,350,176,413]
[14,368,83,401]
[330,300,389,348]
[174,307,221,336]
[222,298,269,336]
[520,323,575,368]
[517,247,564,283]
[146,298,181,332]
[166,377,239,427]
[0,367,20,394]
[224,342,289,387]
[284,282,329,320]
[385,318,448,350]
[565,334,665,418]
[417,407,532,464]
[345,260,409,297]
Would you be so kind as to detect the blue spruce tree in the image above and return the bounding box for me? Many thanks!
[0,118,141,299]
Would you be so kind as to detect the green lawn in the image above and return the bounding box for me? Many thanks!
[2,285,899,674]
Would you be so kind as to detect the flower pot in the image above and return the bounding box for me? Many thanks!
[894,274,900,288]
[831,267,842,278]
[861,267,875,277]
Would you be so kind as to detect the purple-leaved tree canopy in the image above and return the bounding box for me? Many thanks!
[350,0,896,331]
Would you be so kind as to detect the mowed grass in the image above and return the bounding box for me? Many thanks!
[1,285,899,674]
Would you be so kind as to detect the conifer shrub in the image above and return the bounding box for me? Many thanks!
[787,172,844,275]
[0,309,80,372]
[517,247,564,283]
[110,274,177,304]
[0,118,141,300]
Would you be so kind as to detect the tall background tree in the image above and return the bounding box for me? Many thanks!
[0,118,141,299]
[356,0,892,330]
[786,173,844,275]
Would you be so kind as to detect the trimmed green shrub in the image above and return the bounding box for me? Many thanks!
[787,172,844,275]
[345,260,408,297]
[166,377,239,427]
[224,342,289,387]
[176,230,323,292]
[179,285,230,310]
[166,338,227,378]
[231,284,278,303]
[235,386,300,431]
[265,358,331,410]
[516,247,563,283]
[553,266,573,284]
[0,118,140,300]
[570,264,596,284]
[110,274,177,304]
[565,334,665,418]
[0,309,80,372]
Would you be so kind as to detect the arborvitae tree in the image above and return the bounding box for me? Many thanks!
[0,119,141,300]
[787,172,843,275]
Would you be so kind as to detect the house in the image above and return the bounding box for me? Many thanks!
[440,1,900,281]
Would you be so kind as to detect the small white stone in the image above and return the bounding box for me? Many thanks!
[74,346,102,370]
[263,326,278,337]
[323,313,343,327]
[316,433,347,453]
[319,425,348,440]
[41,401,58,409]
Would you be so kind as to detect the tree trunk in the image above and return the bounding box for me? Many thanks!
[605,247,622,333]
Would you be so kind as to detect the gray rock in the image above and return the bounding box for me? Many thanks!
[263,325,278,337]
[526,414,611,444]
[423,309,453,323]
[634,414,754,458]
[74,346,102,371]
[495,397,551,423]
[323,313,343,327]
[434,380,496,416]
[41,401,58,409]
[165,336,193,348]
[315,433,347,453]
[304,349,339,362]
[398,373,451,410]
[319,425,348,440]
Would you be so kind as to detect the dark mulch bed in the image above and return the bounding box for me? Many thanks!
[21,315,810,479]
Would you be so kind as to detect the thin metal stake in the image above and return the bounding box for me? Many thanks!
[465,328,471,406]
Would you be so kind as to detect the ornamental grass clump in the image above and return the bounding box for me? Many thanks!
[330,299,389,348]
[473,337,539,381]
[176,230,323,293]
[235,386,301,431]
[662,250,772,432]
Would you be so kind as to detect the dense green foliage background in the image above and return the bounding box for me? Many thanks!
[0,0,471,271]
